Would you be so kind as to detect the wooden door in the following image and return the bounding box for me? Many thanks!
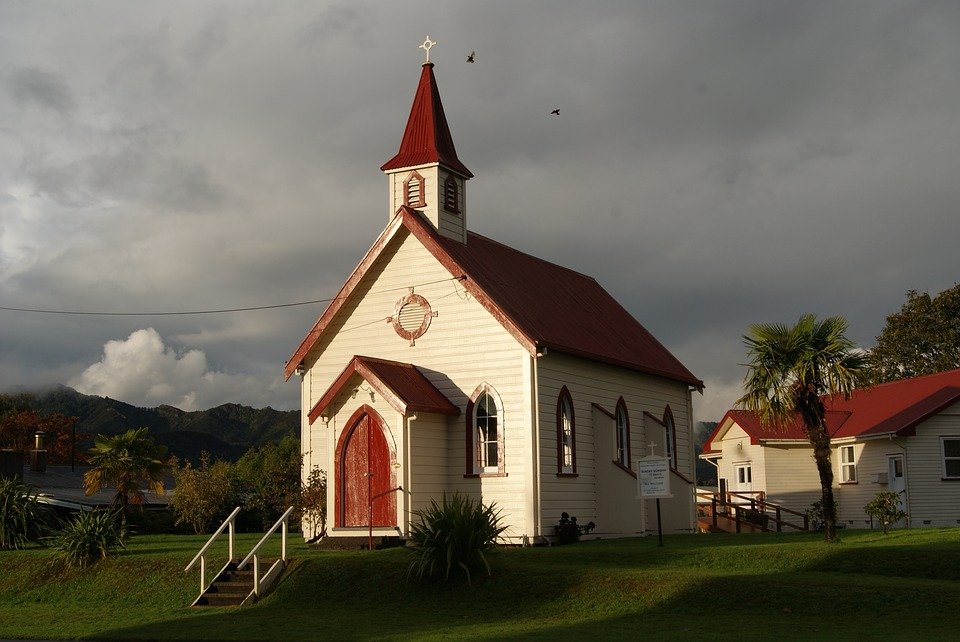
[336,408,396,528]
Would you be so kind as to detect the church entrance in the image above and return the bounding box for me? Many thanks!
[335,407,397,528]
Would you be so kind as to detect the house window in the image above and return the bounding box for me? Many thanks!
[943,437,960,478]
[443,175,460,214]
[840,445,857,482]
[663,406,677,470]
[735,464,752,491]
[404,171,425,208]
[615,397,630,468]
[556,387,576,475]
[466,387,504,476]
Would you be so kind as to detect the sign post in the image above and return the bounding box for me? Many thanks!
[636,443,671,547]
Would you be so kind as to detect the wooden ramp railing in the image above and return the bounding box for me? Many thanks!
[696,492,809,533]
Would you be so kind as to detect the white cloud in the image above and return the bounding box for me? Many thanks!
[68,328,278,411]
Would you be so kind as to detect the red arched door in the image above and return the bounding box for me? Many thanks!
[335,407,396,528]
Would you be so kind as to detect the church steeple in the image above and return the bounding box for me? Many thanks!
[382,38,472,243]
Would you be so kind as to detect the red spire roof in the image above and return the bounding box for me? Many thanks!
[381,63,473,178]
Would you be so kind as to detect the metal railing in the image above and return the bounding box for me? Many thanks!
[184,506,242,597]
[237,505,295,602]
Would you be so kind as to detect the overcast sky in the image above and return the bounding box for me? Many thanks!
[2,1,959,423]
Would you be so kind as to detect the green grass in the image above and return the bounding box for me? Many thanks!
[1,529,959,640]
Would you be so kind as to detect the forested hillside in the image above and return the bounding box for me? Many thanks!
[6,386,298,463]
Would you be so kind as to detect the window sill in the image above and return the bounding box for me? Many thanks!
[839,481,858,485]
[941,477,960,481]
[612,460,637,478]
[556,472,578,478]
[463,472,508,479]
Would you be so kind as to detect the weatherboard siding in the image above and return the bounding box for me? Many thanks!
[300,228,532,538]
[905,411,960,527]
[535,351,695,535]
[762,444,820,515]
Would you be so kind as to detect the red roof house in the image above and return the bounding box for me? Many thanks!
[701,369,960,529]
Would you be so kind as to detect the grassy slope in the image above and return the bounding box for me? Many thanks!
[1,529,958,641]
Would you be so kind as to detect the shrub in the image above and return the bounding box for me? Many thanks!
[170,452,236,534]
[1,478,51,549]
[53,509,125,569]
[301,467,327,541]
[553,512,596,544]
[407,493,507,585]
[864,491,908,533]
[808,498,837,532]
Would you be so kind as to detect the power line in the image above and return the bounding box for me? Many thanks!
[0,277,464,317]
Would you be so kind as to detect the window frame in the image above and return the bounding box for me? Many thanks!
[942,437,960,480]
[663,406,678,471]
[464,385,506,477]
[556,387,577,476]
[615,397,631,470]
[840,444,857,483]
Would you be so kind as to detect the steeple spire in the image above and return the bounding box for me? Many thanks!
[380,58,472,178]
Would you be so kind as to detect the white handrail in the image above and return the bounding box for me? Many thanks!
[237,505,295,599]
[184,506,242,599]
[238,505,295,570]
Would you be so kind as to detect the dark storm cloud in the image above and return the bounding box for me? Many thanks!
[2,1,959,419]
[8,67,75,115]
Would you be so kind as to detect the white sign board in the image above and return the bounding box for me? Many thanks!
[636,456,671,498]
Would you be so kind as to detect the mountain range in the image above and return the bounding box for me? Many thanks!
[26,386,299,463]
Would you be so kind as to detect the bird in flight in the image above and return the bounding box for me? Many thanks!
[467,51,475,63]
[550,109,560,116]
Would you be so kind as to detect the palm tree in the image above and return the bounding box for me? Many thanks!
[83,428,171,527]
[737,314,864,542]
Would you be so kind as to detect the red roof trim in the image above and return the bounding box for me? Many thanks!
[307,355,459,424]
[381,63,473,178]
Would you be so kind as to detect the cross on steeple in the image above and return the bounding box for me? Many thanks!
[419,36,436,63]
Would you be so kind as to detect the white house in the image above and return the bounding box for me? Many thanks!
[285,47,703,545]
[700,368,960,529]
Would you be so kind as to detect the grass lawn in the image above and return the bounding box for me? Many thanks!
[1,528,958,640]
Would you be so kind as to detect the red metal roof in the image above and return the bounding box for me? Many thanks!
[286,207,702,388]
[380,63,473,178]
[702,368,960,451]
[308,355,459,424]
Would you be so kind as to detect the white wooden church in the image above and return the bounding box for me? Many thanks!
[285,41,703,544]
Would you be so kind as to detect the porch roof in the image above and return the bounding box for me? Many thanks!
[308,355,460,424]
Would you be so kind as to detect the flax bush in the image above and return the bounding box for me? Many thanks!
[53,509,126,569]
[0,478,49,550]
[407,492,507,585]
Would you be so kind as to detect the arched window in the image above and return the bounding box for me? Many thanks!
[556,387,576,475]
[615,397,630,468]
[466,386,504,476]
[663,406,677,470]
[404,171,425,208]
[443,175,460,214]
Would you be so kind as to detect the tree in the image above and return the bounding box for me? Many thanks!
[231,435,302,529]
[0,409,85,465]
[865,283,960,384]
[738,314,865,542]
[170,452,236,534]
[83,428,171,527]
